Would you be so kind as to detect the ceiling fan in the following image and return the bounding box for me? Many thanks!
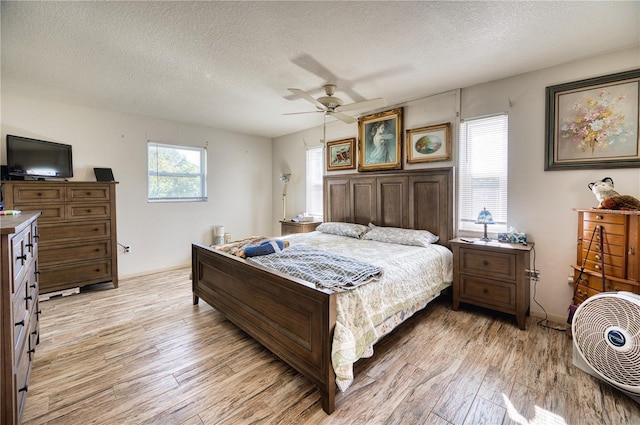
[285,84,386,124]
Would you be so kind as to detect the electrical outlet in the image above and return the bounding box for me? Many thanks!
[124,245,131,253]
[525,269,540,279]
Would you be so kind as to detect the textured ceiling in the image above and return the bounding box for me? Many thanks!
[2,1,639,139]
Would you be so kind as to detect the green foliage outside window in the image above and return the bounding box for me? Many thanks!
[148,142,206,201]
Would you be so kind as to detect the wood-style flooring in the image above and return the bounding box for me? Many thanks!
[21,268,640,425]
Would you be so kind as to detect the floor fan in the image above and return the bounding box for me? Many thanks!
[571,292,640,403]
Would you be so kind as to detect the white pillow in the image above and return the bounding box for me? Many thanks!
[362,224,439,246]
[316,222,370,239]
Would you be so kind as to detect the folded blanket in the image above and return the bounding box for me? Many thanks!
[247,244,383,291]
[213,236,289,258]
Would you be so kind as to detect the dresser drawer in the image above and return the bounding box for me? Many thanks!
[584,211,627,226]
[39,240,111,266]
[580,238,625,258]
[67,186,110,202]
[67,202,110,220]
[584,258,625,278]
[10,185,65,203]
[39,259,113,292]
[38,220,111,243]
[459,275,516,311]
[458,248,516,281]
[12,284,29,354]
[574,269,640,293]
[14,343,31,418]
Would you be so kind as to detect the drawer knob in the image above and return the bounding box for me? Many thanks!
[630,246,636,255]
[15,320,24,327]
[34,234,40,240]
[86,191,92,196]
[26,243,33,248]
[482,288,489,294]
[16,254,27,261]
[28,348,35,354]
[36,310,42,315]
[594,265,601,271]
[31,330,38,336]
[25,295,32,301]
[594,254,601,261]
[596,215,603,220]
[18,385,28,393]
[594,245,601,252]
[87,209,92,213]
[483,260,489,266]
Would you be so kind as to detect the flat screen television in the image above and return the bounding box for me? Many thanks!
[6,134,73,179]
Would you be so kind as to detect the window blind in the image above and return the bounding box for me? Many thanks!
[458,114,508,233]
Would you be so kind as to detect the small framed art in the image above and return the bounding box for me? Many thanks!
[326,137,356,171]
[358,108,403,172]
[406,122,451,163]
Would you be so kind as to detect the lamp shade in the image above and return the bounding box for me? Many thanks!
[476,207,495,224]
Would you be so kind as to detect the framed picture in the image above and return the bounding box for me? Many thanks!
[358,107,403,172]
[545,69,640,170]
[406,122,451,163]
[326,137,356,171]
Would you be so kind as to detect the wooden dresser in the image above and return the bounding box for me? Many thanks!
[451,238,532,330]
[1,181,118,294]
[572,209,639,305]
[1,212,40,425]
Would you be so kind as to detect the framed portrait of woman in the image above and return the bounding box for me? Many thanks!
[358,107,403,172]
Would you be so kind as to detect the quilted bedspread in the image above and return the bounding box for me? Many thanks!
[282,231,453,392]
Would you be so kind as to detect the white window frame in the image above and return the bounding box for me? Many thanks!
[458,114,508,236]
[305,146,324,220]
[147,141,207,202]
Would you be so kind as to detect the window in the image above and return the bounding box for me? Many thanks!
[147,142,207,202]
[458,114,508,234]
[306,146,324,219]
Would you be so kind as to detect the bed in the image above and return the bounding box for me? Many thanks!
[192,168,454,414]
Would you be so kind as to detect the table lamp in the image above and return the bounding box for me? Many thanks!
[476,207,495,241]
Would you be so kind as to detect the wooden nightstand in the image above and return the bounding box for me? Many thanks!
[450,238,532,330]
[280,220,321,236]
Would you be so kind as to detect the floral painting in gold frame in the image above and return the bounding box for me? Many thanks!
[545,69,640,170]
[406,122,451,163]
[326,137,355,171]
[358,107,403,172]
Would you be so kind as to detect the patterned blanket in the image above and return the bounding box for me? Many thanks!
[247,244,383,291]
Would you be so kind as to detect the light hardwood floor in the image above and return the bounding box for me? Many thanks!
[21,268,640,425]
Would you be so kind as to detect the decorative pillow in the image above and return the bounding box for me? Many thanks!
[316,222,370,239]
[362,224,439,246]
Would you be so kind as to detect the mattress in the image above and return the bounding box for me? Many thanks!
[282,231,453,391]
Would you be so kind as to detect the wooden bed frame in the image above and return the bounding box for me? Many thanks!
[192,168,454,414]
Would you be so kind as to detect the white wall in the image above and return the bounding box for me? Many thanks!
[1,95,273,278]
[273,47,640,322]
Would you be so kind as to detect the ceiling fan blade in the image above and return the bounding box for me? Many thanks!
[288,88,326,110]
[338,97,386,113]
[327,111,357,124]
[283,111,323,116]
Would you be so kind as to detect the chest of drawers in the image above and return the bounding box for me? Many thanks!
[1,212,40,425]
[280,220,321,236]
[2,181,118,294]
[573,209,639,305]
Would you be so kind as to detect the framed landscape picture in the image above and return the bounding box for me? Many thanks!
[358,108,403,172]
[326,137,355,171]
[545,69,640,170]
[406,122,451,163]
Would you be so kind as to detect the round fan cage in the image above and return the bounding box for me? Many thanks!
[572,292,640,394]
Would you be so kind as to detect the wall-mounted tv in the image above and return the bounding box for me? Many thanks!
[6,134,73,179]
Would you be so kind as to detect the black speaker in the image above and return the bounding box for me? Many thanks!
[1,166,24,181]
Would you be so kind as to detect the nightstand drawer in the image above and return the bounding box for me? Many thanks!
[458,248,516,281]
[459,275,516,311]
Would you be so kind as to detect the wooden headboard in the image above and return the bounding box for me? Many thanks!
[323,168,454,246]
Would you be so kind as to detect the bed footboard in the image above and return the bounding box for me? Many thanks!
[191,243,337,414]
